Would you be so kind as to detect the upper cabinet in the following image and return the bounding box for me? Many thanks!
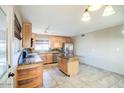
[31,33,73,49]
[22,22,32,48]
[50,36,72,49]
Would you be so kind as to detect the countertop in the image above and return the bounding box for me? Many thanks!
[39,51,60,54]
[32,50,60,54]
[58,55,75,59]
[19,53,43,65]
[58,56,79,62]
[17,63,42,70]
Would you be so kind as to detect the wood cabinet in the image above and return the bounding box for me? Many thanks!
[50,36,72,49]
[41,53,47,64]
[46,53,53,64]
[16,63,43,88]
[22,22,32,48]
[30,33,72,49]
[58,58,67,75]
[41,53,53,64]
[58,57,79,76]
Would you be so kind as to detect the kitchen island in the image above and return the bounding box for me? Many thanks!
[16,52,43,88]
[58,56,79,76]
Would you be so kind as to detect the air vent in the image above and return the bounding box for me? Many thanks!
[81,34,85,37]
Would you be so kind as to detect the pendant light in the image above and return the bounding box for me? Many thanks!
[81,8,91,21]
[102,5,115,16]
[122,30,124,34]
[88,5,102,11]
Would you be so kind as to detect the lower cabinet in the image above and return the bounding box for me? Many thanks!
[40,53,53,64]
[16,63,43,88]
[47,53,53,64]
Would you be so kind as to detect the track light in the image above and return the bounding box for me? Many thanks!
[81,5,115,22]
[102,5,115,16]
[81,9,91,21]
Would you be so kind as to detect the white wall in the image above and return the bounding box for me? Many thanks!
[34,33,49,40]
[73,24,124,75]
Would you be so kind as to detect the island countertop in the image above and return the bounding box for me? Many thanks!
[58,56,79,62]
[58,55,78,59]
[17,63,42,70]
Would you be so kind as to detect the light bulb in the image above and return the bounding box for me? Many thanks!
[102,5,115,16]
[88,5,102,11]
[122,30,124,34]
[81,9,91,21]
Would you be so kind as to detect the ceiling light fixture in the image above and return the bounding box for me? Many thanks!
[81,5,115,22]
[81,8,91,21]
[88,5,102,11]
[102,5,115,16]
[122,30,124,34]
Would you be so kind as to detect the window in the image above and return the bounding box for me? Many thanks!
[34,40,49,51]
[0,7,7,78]
[0,37,7,78]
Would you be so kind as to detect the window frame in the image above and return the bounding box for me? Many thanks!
[34,40,50,51]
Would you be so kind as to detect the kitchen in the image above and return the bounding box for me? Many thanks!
[0,5,124,88]
[16,22,79,88]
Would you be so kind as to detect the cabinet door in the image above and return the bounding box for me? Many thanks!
[22,22,32,48]
[62,59,67,74]
[58,57,62,69]
[40,53,47,64]
[66,37,72,43]
[46,53,52,64]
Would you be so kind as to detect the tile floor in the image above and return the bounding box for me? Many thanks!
[43,63,124,88]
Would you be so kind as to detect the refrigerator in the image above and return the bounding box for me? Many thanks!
[63,43,74,57]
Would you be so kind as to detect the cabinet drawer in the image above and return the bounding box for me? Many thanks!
[17,66,41,76]
[17,67,41,81]
[18,77,42,88]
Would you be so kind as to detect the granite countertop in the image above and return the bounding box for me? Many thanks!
[17,63,42,70]
[58,55,74,59]
[39,51,60,54]
[19,53,43,65]
[59,56,79,62]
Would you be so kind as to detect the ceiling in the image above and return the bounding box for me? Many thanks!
[17,5,124,36]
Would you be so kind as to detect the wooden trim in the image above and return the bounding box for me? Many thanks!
[14,14,22,40]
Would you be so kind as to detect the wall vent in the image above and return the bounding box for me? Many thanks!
[81,34,85,37]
